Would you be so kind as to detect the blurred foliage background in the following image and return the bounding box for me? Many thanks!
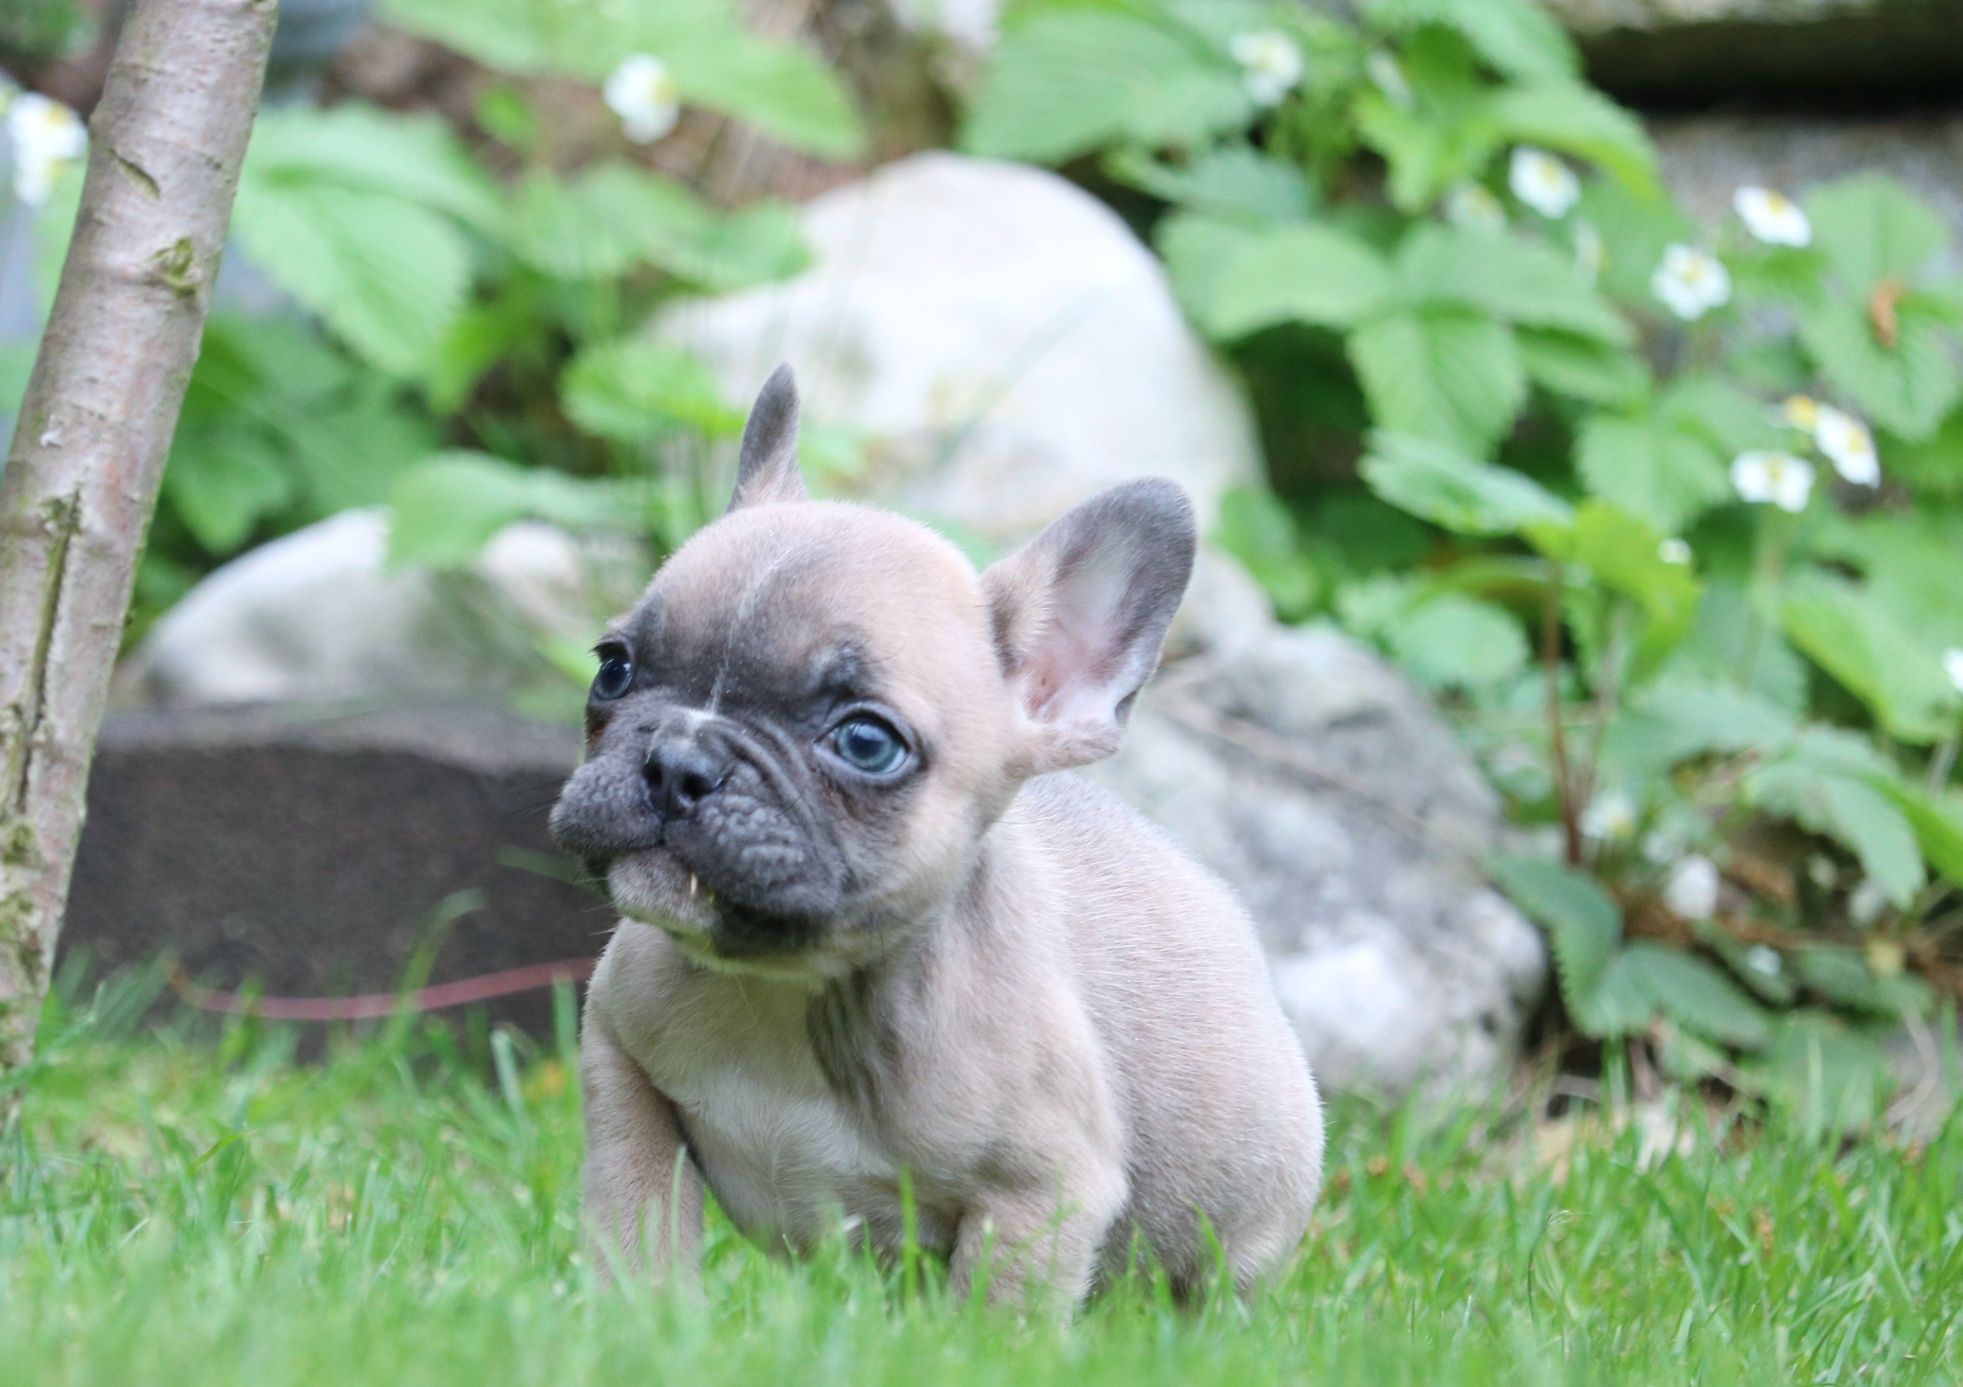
[2,0,1961,1124]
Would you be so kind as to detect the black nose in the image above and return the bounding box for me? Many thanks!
[643,736,728,818]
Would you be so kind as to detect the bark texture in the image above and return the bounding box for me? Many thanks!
[0,0,277,1083]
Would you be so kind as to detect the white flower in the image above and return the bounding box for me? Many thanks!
[1365,50,1413,109]
[6,91,87,208]
[1231,30,1304,107]
[1658,538,1692,565]
[603,53,680,143]
[1508,146,1580,219]
[1745,945,1781,978]
[1733,185,1811,247]
[1573,221,1605,283]
[1730,451,1814,512]
[1444,182,1505,233]
[1848,877,1889,927]
[1650,244,1731,320]
[1662,855,1720,920]
[1812,404,1880,486]
[1943,647,1963,697]
[1581,791,1638,842]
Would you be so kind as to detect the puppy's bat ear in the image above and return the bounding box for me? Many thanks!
[980,479,1196,775]
[728,363,809,512]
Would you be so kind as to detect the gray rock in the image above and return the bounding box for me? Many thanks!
[1091,627,1547,1097]
[646,152,1265,548]
[1655,111,1963,269]
[1550,0,1963,100]
[60,707,595,1040]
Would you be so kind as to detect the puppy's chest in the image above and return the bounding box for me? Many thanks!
[627,1005,952,1255]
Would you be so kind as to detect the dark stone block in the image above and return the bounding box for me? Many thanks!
[60,706,607,1037]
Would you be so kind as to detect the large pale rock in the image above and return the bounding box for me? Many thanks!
[1091,625,1546,1098]
[646,152,1264,546]
[117,509,639,710]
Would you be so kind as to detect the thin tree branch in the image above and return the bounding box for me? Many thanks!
[0,0,278,1086]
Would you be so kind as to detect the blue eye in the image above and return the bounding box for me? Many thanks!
[831,717,907,776]
[592,645,634,700]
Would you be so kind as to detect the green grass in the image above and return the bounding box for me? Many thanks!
[4,974,1960,1386]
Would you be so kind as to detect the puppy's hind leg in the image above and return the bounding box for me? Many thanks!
[580,1018,703,1288]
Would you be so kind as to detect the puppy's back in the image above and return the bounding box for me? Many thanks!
[1008,774,1324,1289]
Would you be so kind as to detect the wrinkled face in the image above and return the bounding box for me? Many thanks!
[550,502,1013,981]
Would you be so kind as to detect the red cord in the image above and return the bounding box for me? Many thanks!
[168,956,597,1021]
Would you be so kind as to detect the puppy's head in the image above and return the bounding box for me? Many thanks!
[549,365,1195,980]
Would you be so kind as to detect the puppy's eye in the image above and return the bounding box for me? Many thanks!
[591,644,635,700]
[830,717,907,776]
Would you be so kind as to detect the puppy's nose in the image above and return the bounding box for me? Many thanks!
[643,737,729,819]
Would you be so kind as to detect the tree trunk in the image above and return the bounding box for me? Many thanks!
[0,0,277,1085]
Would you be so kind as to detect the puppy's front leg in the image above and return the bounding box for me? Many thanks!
[580,1018,702,1286]
[951,1161,1128,1312]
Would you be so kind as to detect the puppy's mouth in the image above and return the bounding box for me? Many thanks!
[604,848,829,972]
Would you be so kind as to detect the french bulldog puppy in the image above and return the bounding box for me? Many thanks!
[551,366,1323,1308]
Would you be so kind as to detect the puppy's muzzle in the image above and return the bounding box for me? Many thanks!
[643,735,730,820]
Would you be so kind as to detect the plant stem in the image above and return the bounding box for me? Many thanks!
[1542,560,1582,866]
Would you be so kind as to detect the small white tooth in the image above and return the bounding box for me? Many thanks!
[688,873,698,899]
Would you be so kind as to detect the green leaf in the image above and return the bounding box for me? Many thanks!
[1612,944,1773,1049]
[231,182,471,377]
[1666,581,1810,713]
[1577,177,1693,306]
[163,433,293,554]
[506,165,808,288]
[1525,500,1700,677]
[1385,593,1529,690]
[1349,310,1527,454]
[1610,678,1799,770]
[379,0,864,158]
[244,104,502,231]
[1487,854,1622,1034]
[1201,225,1395,337]
[1799,297,1960,442]
[1573,415,1727,535]
[1748,1012,1892,1134]
[1355,28,1504,212]
[1781,573,1954,744]
[1517,327,1650,406]
[1870,780,1963,890]
[1360,432,1571,536]
[1490,83,1658,195]
[1363,0,1579,82]
[560,340,742,443]
[1750,737,1924,907]
[1104,145,1313,222]
[961,9,1248,164]
[665,25,864,161]
[1805,175,1948,293]
[1881,404,1963,498]
[1211,489,1321,620]
[1657,375,1783,456]
[1796,948,1932,1020]
[388,452,649,569]
[284,395,439,518]
[1157,213,1267,331]
[1397,225,1632,345]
